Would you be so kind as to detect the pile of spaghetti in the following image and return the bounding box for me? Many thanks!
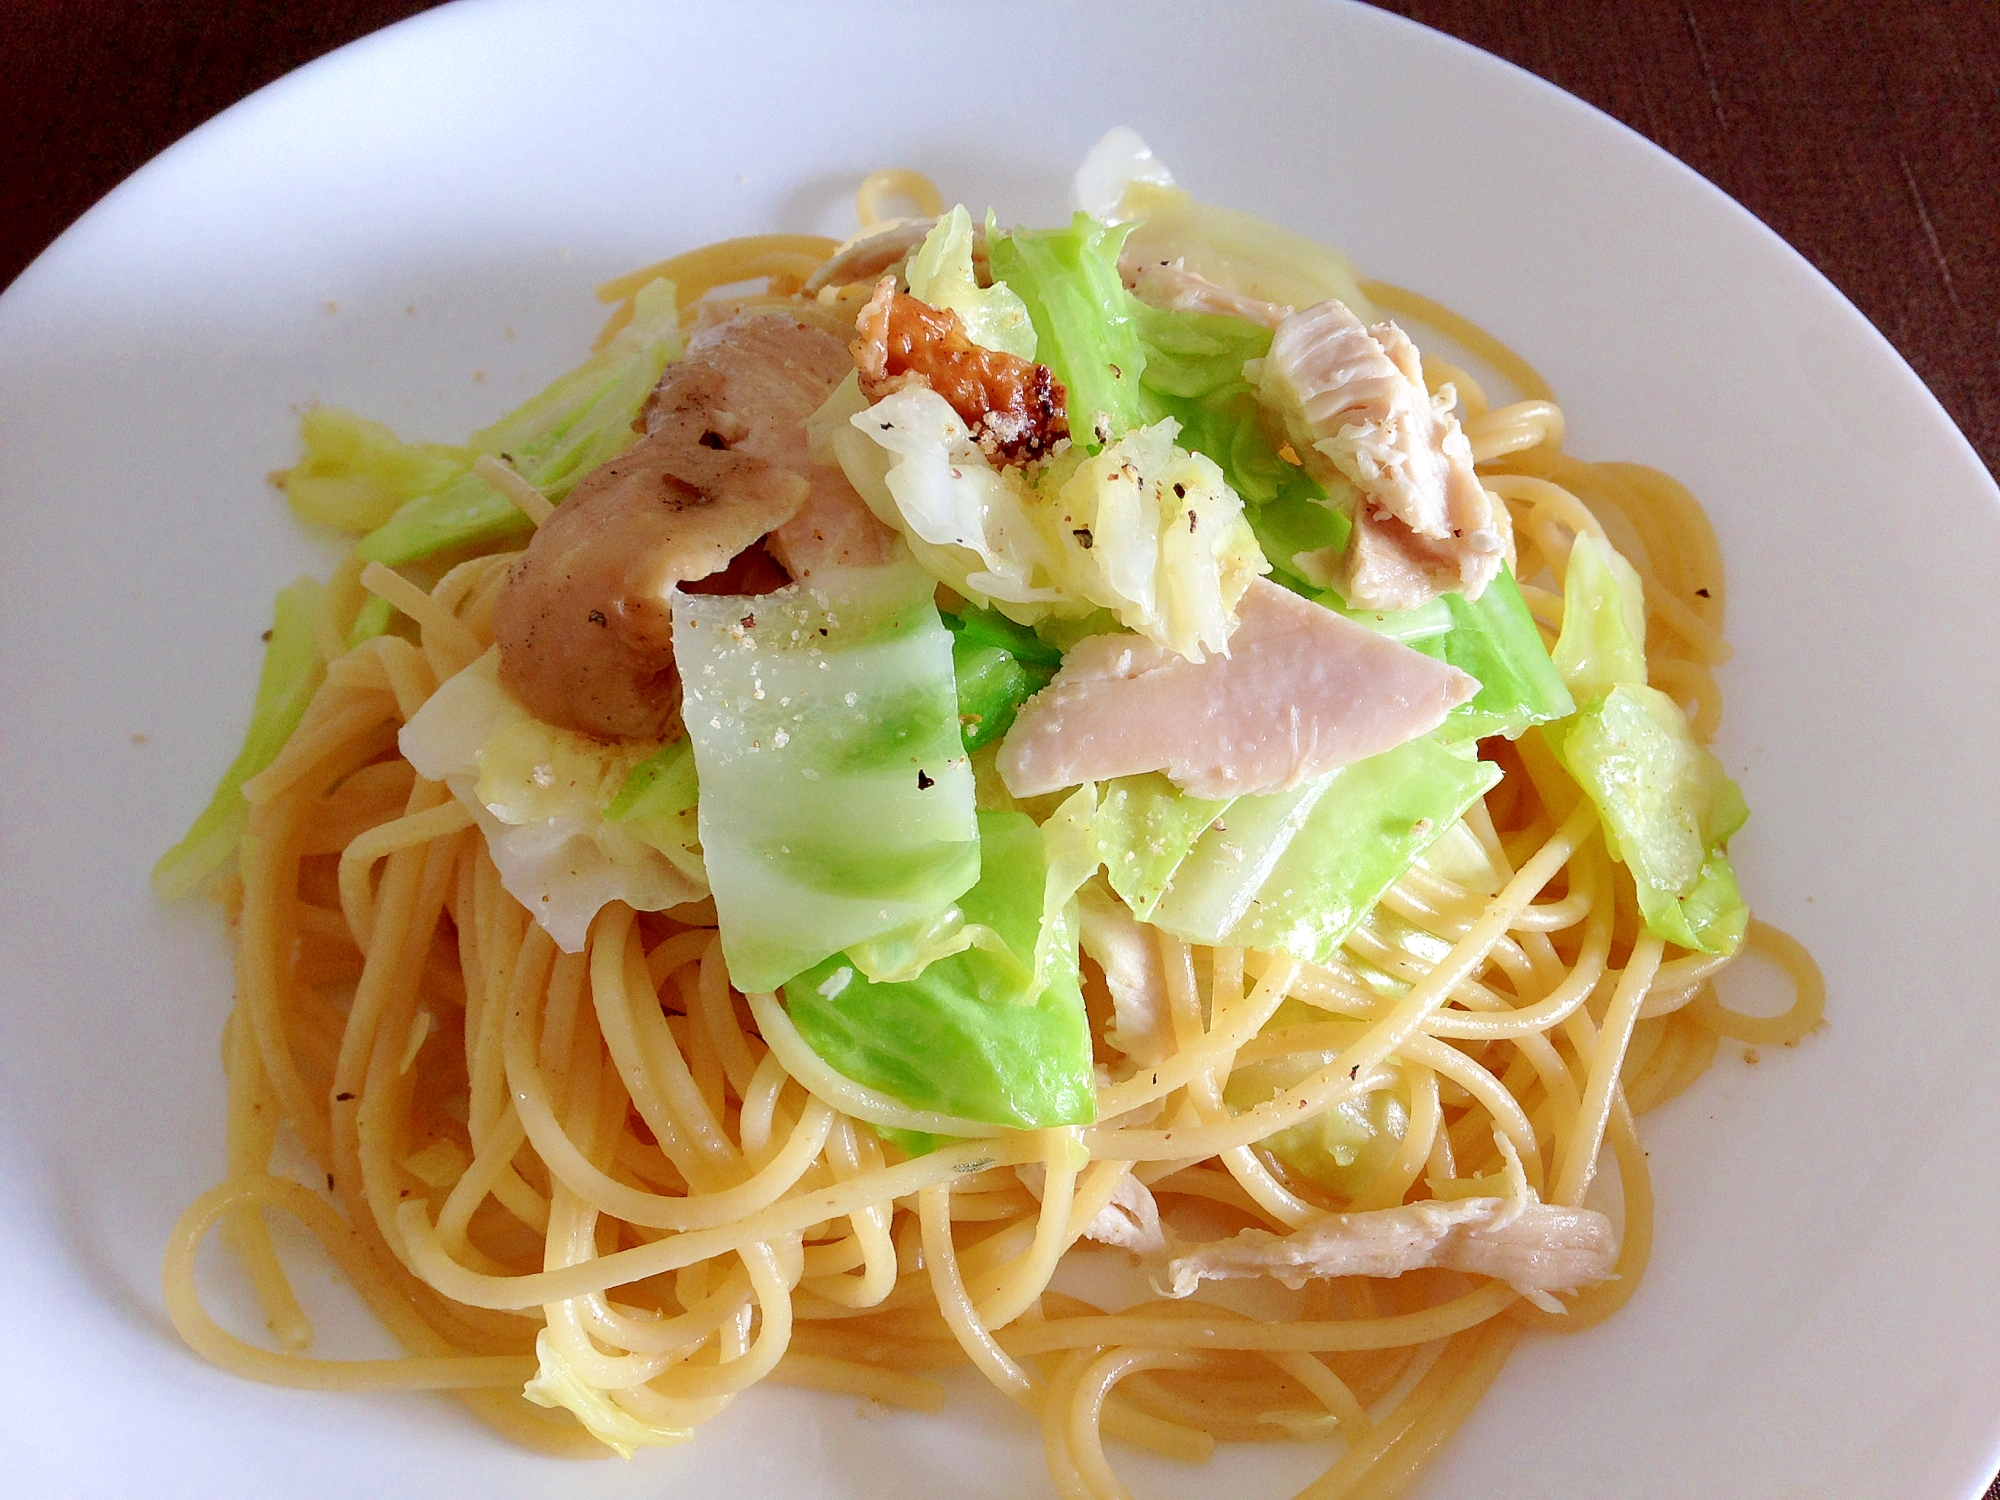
[159,136,1821,1499]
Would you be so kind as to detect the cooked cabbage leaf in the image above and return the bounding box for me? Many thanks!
[153,576,325,899]
[836,389,1266,660]
[357,278,683,566]
[1091,772,1230,920]
[1146,776,1336,945]
[907,206,1036,360]
[399,651,703,951]
[1557,684,1749,955]
[1221,735,1503,964]
[1112,181,1374,318]
[1224,1035,1410,1199]
[782,811,1094,1129]
[1547,534,1747,953]
[674,553,979,994]
[944,605,1058,753]
[602,738,705,886]
[1125,295,1352,591]
[1097,734,1501,967]
[986,213,1147,440]
[1551,533,1647,700]
[1411,570,1575,741]
[280,410,470,534]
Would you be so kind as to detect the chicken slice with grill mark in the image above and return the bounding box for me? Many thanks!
[493,312,865,739]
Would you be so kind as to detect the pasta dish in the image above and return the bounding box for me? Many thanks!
[157,130,1822,1499]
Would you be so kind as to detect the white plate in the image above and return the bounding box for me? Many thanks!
[3,2,1996,1496]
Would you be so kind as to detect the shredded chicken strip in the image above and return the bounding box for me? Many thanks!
[997,576,1476,800]
[1161,1197,1617,1309]
[1077,884,1173,1066]
[1019,1162,1165,1255]
[1120,253,1292,328]
[1257,300,1504,609]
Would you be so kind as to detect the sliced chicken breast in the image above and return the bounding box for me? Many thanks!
[996,577,1476,800]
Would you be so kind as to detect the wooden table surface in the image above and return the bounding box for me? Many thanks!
[4,2,1996,1495]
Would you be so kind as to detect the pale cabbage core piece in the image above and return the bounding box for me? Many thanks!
[398,650,704,952]
[833,384,1267,662]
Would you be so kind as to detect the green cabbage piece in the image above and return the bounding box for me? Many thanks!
[1106,735,1501,965]
[1551,533,1647,701]
[907,206,1036,359]
[281,409,470,533]
[522,1328,690,1457]
[1221,735,1503,964]
[986,214,1146,440]
[153,577,325,899]
[943,605,1059,753]
[1547,534,1749,954]
[1411,570,1575,741]
[603,737,705,886]
[782,810,1095,1129]
[1556,685,1749,955]
[1326,591,1455,646]
[356,278,683,566]
[1147,776,1336,944]
[1092,772,1230,919]
[1248,489,1350,594]
[1125,298,1352,590]
[1223,1028,1409,1198]
[1129,301,1269,404]
[674,553,979,993]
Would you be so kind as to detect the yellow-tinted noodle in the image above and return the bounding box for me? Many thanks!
[164,205,1818,1498]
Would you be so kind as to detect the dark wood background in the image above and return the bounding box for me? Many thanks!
[3,2,1996,1494]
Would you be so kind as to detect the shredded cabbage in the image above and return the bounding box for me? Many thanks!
[836,388,1266,661]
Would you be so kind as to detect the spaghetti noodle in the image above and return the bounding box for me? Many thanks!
[161,163,1822,1499]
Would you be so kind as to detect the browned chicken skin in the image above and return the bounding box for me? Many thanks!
[852,276,1068,463]
[492,311,877,740]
